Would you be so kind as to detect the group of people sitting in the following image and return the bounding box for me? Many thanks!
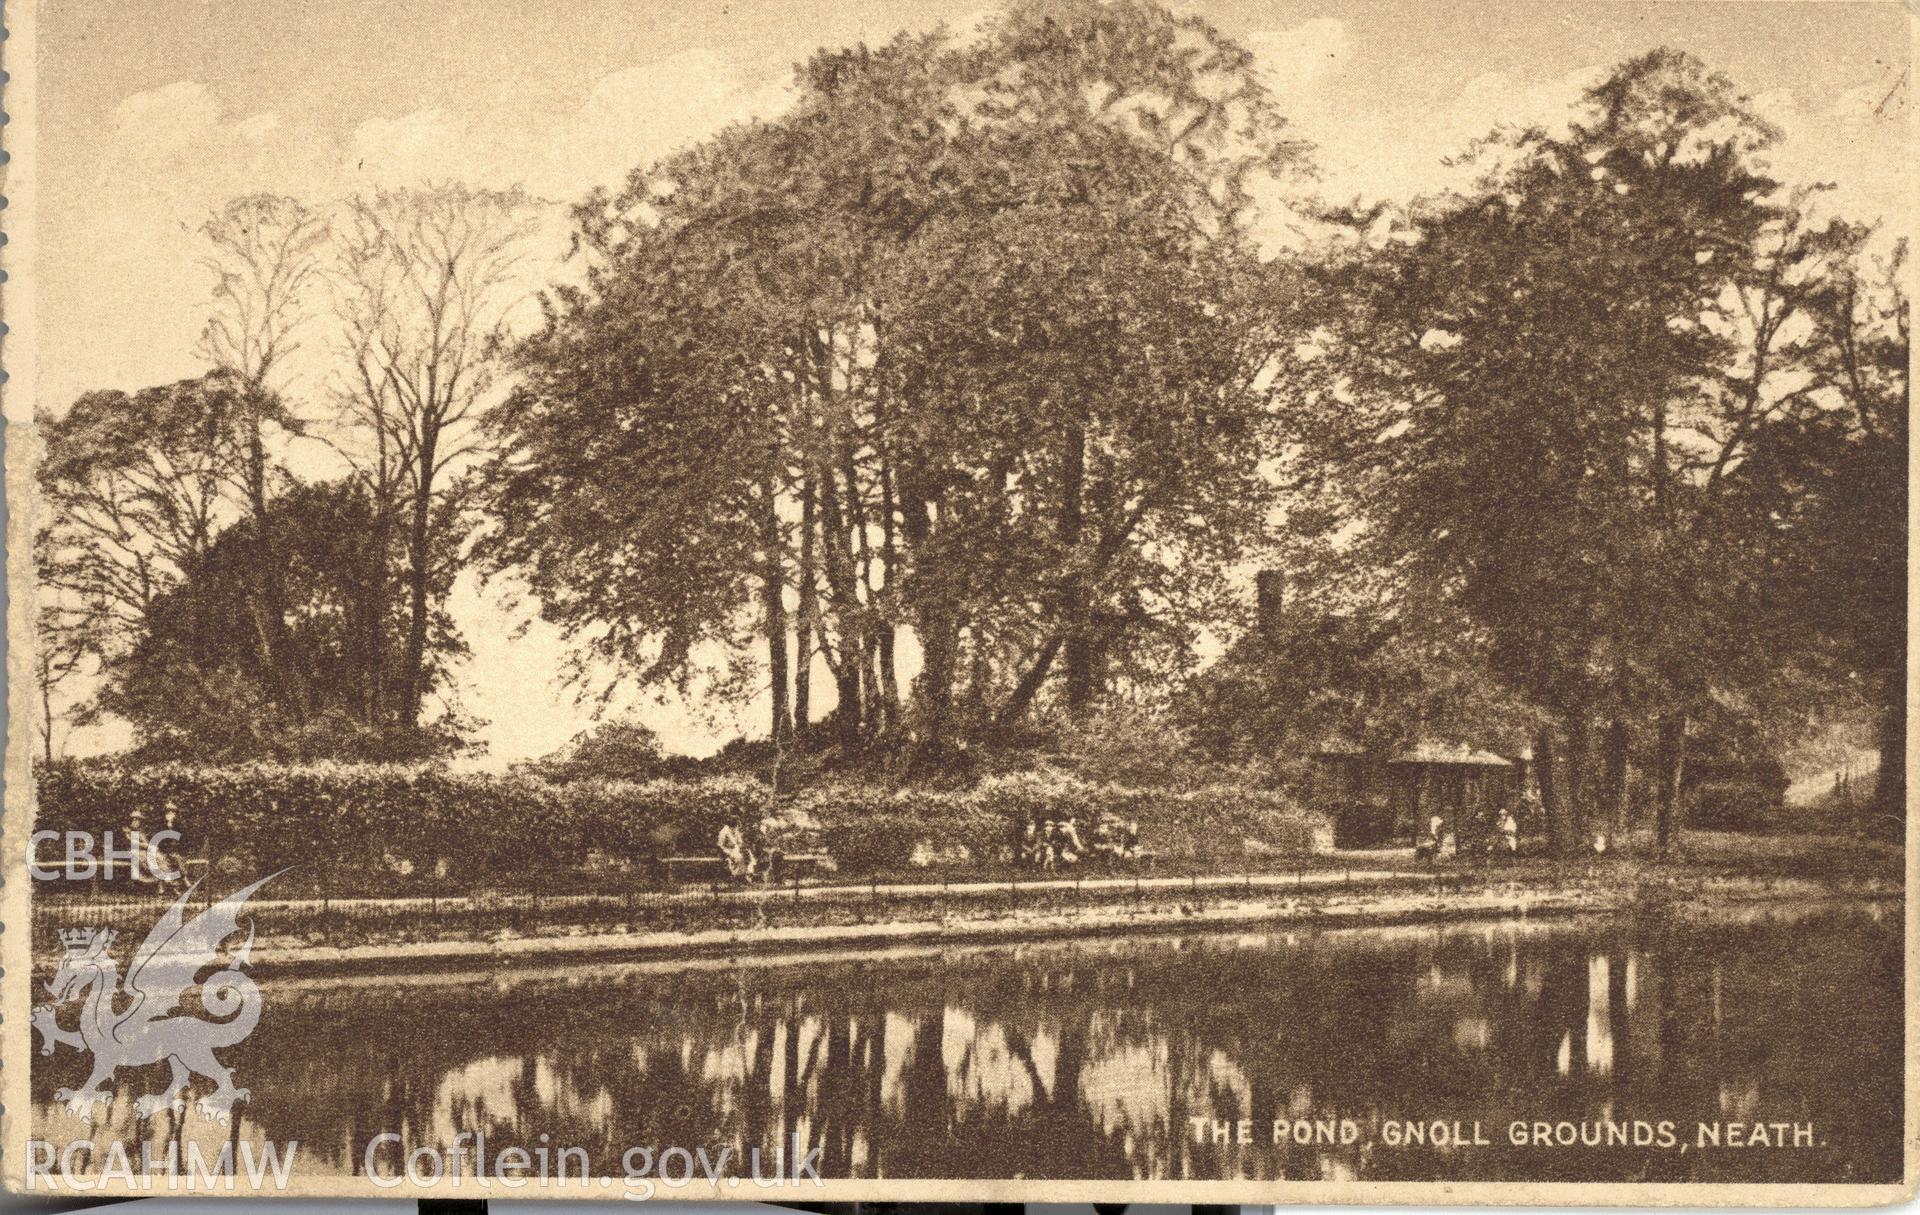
[1415,807,1523,862]
[1017,812,1142,869]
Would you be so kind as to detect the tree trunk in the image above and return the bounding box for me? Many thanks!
[898,468,956,750]
[833,647,864,738]
[794,477,817,739]
[1065,633,1102,715]
[816,464,864,739]
[245,418,303,721]
[359,488,392,725]
[915,615,959,750]
[1563,712,1591,848]
[40,677,55,764]
[996,633,1066,728]
[862,632,885,733]
[840,441,882,734]
[757,479,792,746]
[1654,712,1685,850]
[877,625,898,731]
[876,463,901,728]
[399,460,434,730]
[1059,420,1094,716]
[1604,715,1630,844]
[1873,685,1905,837]
[1534,729,1565,855]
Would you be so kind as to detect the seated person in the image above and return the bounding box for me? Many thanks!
[1498,810,1520,856]
[1086,813,1142,861]
[1054,815,1086,865]
[716,819,756,881]
[1415,813,1445,862]
[746,816,779,883]
[1088,814,1118,858]
[1017,816,1044,866]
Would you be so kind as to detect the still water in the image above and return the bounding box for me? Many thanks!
[32,901,1903,1184]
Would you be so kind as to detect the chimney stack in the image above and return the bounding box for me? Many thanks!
[1256,569,1286,639]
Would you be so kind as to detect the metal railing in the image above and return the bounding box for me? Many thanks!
[28,863,1445,956]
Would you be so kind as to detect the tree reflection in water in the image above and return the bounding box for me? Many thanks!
[31,903,1902,1184]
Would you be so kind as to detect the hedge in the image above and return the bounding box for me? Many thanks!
[31,762,1330,887]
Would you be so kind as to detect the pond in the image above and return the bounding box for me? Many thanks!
[30,900,1903,1186]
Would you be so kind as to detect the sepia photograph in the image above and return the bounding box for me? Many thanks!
[1,0,1913,1203]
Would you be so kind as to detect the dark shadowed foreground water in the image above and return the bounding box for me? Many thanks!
[32,901,1902,1184]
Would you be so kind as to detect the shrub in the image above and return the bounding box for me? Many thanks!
[31,761,780,889]
[32,760,1332,888]
[808,772,1329,867]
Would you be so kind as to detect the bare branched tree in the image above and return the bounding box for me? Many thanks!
[201,195,330,395]
[331,184,538,726]
[199,194,330,718]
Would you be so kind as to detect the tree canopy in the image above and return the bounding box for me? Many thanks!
[482,0,1308,762]
[1276,49,1906,843]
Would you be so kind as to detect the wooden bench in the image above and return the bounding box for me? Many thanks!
[658,851,834,885]
[764,851,830,881]
[659,855,732,884]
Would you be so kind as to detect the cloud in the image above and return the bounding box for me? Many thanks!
[541,50,798,195]
[43,81,320,418]
[1829,75,1907,127]
[109,80,225,153]
[1240,24,1606,216]
[1243,18,1350,100]
[236,112,284,143]
[344,107,488,186]
[1443,65,1605,141]
[1754,73,1910,232]
[1291,62,1605,211]
[106,80,296,180]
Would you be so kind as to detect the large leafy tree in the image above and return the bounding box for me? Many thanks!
[36,373,247,673]
[1280,50,1866,849]
[1735,237,1909,831]
[37,188,498,756]
[100,478,469,761]
[483,0,1303,761]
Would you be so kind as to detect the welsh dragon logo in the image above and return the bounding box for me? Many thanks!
[32,874,280,1125]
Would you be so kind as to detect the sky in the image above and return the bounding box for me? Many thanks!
[23,0,1914,763]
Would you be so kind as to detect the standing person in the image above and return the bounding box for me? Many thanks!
[153,806,187,886]
[123,809,147,883]
[1039,820,1059,871]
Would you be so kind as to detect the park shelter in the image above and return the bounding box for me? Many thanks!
[1312,742,1519,848]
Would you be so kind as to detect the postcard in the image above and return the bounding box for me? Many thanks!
[2,0,1913,1203]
